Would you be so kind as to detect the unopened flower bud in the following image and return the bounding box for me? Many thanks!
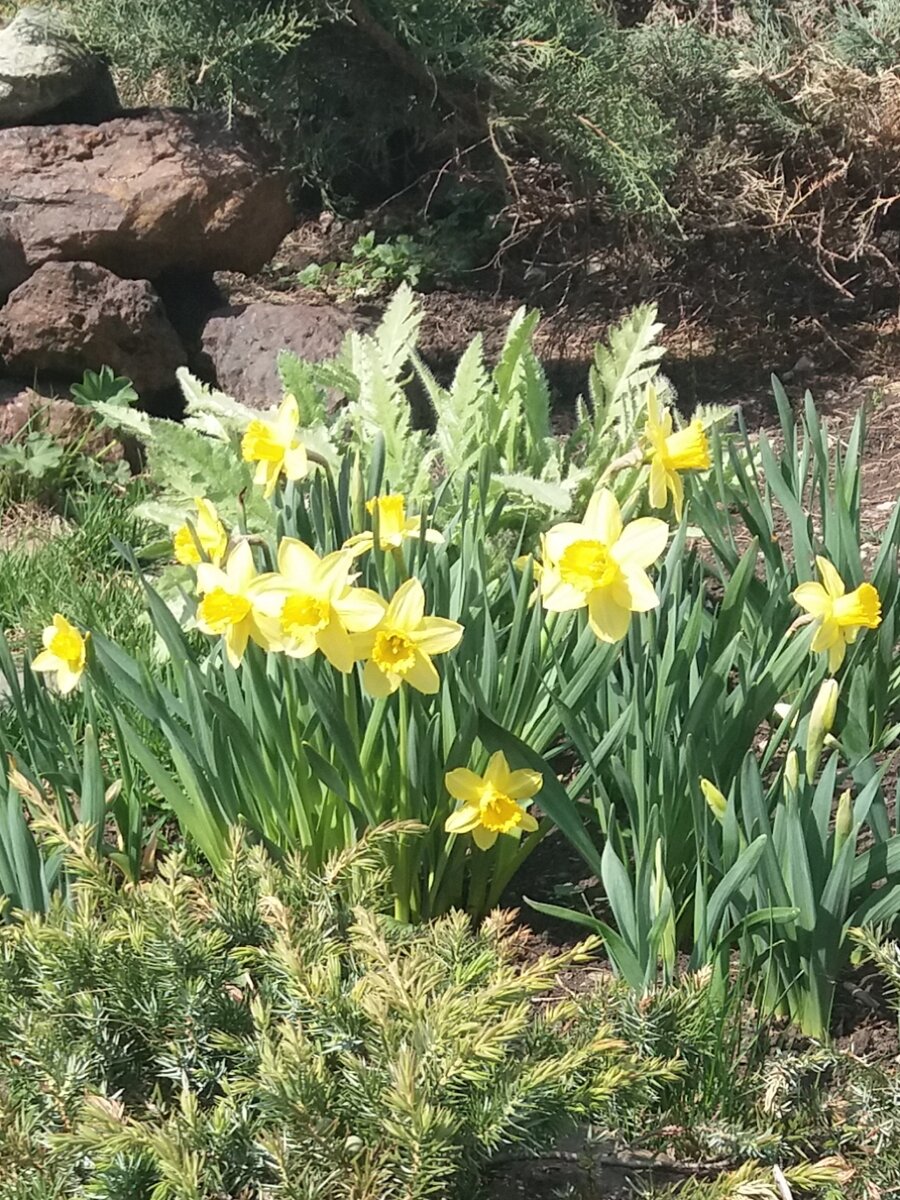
[785,750,799,792]
[807,679,839,777]
[834,789,854,862]
[700,777,727,823]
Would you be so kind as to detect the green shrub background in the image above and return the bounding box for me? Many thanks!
[11,0,892,293]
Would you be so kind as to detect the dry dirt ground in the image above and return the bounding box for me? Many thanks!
[220,222,900,535]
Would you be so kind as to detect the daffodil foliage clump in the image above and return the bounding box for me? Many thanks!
[5,289,900,1039]
[0,834,675,1200]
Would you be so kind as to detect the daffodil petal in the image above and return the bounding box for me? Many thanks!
[410,616,463,654]
[277,538,320,586]
[828,638,847,673]
[587,589,632,643]
[816,556,846,599]
[540,577,586,613]
[584,488,622,545]
[316,617,355,673]
[363,659,397,697]
[619,568,660,613]
[31,649,59,673]
[445,804,482,834]
[811,618,840,653]
[342,531,374,557]
[669,469,684,521]
[445,768,486,803]
[504,769,543,800]
[519,811,539,833]
[283,443,309,482]
[405,651,440,694]
[385,578,425,630]
[55,664,82,695]
[472,825,499,850]
[227,541,257,590]
[648,458,668,510]
[613,518,669,570]
[336,587,386,632]
[483,751,510,788]
[224,621,250,668]
[792,581,831,618]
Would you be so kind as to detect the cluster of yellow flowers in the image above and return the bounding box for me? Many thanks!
[177,504,463,697]
[29,386,883,854]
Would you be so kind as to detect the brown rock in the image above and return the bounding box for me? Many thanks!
[0,392,122,465]
[200,300,366,408]
[0,261,187,395]
[0,110,294,299]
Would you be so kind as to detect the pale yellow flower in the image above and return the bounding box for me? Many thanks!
[644,386,711,520]
[173,498,228,566]
[352,578,463,697]
[195,541,281,667]
[444,751,541,850]
[241,394,309,498]
[793,556,881,673]
[344,494,444,556]
[252,538,384,672]
[539,487,668,643]
[31,614,87,695]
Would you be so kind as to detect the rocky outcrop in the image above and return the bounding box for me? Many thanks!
[199,301,363,408]
[0,111,294,299]
[0,6,119,126]
[0,261,187,396]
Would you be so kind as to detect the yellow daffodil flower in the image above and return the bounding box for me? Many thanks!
[444,750,541,850]
[538,487,669,643]
[343,493,444,556]
[792,556,881,673]
[252,538,384,672]
[644,386,711,520]
[240,394,309,498]
[31,614,88,695]
[195,541,281,667]
[352,577,463,697]
[173,497,228,566]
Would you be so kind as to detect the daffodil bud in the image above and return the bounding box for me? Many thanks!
[785,750,799,792]
[833,789,854,862]
[700,777,727,823]
[806,678,839,777]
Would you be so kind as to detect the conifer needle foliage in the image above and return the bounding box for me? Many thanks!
[0,832,675,1200]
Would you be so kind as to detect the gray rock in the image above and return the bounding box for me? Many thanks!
[200,300,367,409]
[0,6,118,125]
[0,261,187,396]
[0,110,294,299]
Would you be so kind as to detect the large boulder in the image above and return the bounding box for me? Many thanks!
[0,111,294,299]
[200,300,365,409]
[0,261,187,396]
[0,6,119,126]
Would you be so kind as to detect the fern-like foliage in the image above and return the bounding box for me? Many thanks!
[589,302,666,442]
[335,285,428,491]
